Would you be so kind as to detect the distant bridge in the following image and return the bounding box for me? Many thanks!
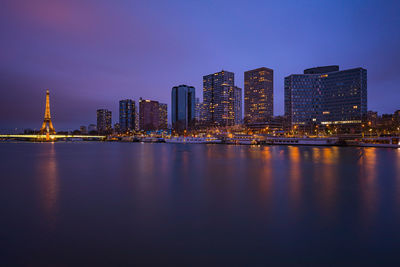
[0,134,106,141]
[1,90,107,142]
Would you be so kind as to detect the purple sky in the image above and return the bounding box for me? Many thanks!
[1,0,399,130]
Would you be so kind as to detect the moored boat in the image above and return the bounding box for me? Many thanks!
[225,134,259,145]
[165,137,221,144]
[263,137,339,146]
[140,137,164,143]
[358,137,399,148]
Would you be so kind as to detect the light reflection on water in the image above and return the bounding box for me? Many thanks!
[358,148,378,227]
[1,142,400,265]
[36,143,59,229]
[314,147,339,218]
[288,146,302,214]
[396,149,400,209]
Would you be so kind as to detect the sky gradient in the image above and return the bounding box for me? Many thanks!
[1,0,399,130]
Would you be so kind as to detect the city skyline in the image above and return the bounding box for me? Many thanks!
[1,0,399,130]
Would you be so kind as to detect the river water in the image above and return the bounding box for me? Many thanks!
[1,142,400,266]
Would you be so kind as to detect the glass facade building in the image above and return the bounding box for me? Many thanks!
[244,67,273,123]
[284,66,367,131]
[203,70,236,126]
[195,97,201,121]
[119,99,136,133]
[159,103,168,130]
[96,109,112,134]
[171,85,195,130]
[234,86,242,125]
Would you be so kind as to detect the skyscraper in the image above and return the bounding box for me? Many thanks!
[139,98,160,131]
[203,70,235,126]
[195,97,201,121]
[284,66,367,132]
[171,84,196,130]
[135,103,139,131]
[159,103,168,130]
[233,86,242,125]
[119,99,136,133]
[244,67,273,123]
[97,109,112,134]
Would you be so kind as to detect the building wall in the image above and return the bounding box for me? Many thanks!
[284,66,367,130]
[135,102,139,131]
[159,103,168,130]
[244,67,273,123]
[96,109,112,133]
[234,86,242,125]
[139,99,160,131]
[203,70,235,126]
[195,97,200,121]
[119,99,135,132]
[171,85,195,130]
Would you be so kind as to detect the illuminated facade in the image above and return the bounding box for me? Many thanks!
[171,85,195,130]
[135,105,139,131]
[139,98,160,131]
[119,99,136,133]
[244,67,273,123]
[97,109,112,134]
[159,103,168,130]
[40,89,56,134]
[195,97,201,121]
[284,66,367,131]
[203,70,235,126]
[234,86,242,125]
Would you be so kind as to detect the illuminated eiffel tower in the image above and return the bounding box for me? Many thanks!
[40,89,56,134]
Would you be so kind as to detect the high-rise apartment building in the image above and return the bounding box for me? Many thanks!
[203,70,235,126]
[200,103,208,123]
[97,109,112,134]
[119,99,136,133]
[159,103,168,130]
[194,98,208,124]
[195,97,201,121]
[171,84,196,130]
[234,86,242,125]
[244,67,273,123]
[135,103,139,131]
[284,66,367,132]
[139,98,160,131]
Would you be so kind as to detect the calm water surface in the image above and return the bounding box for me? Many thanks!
[1,142,400,266]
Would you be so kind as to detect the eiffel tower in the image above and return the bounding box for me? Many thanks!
[40,89,56,134]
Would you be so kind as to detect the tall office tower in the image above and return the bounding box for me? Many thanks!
[119,99,136,133]
[244,67,273,123]
[233,86,242,125]
[159,103,168,130]
[200,103,208,122]
[97,109,112,134]
[135,102,139,131]
[203,70,235,126]
[195,97,201,121]
[171,84,196,130]
[139,98,160,131]
[284,66,367,132]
